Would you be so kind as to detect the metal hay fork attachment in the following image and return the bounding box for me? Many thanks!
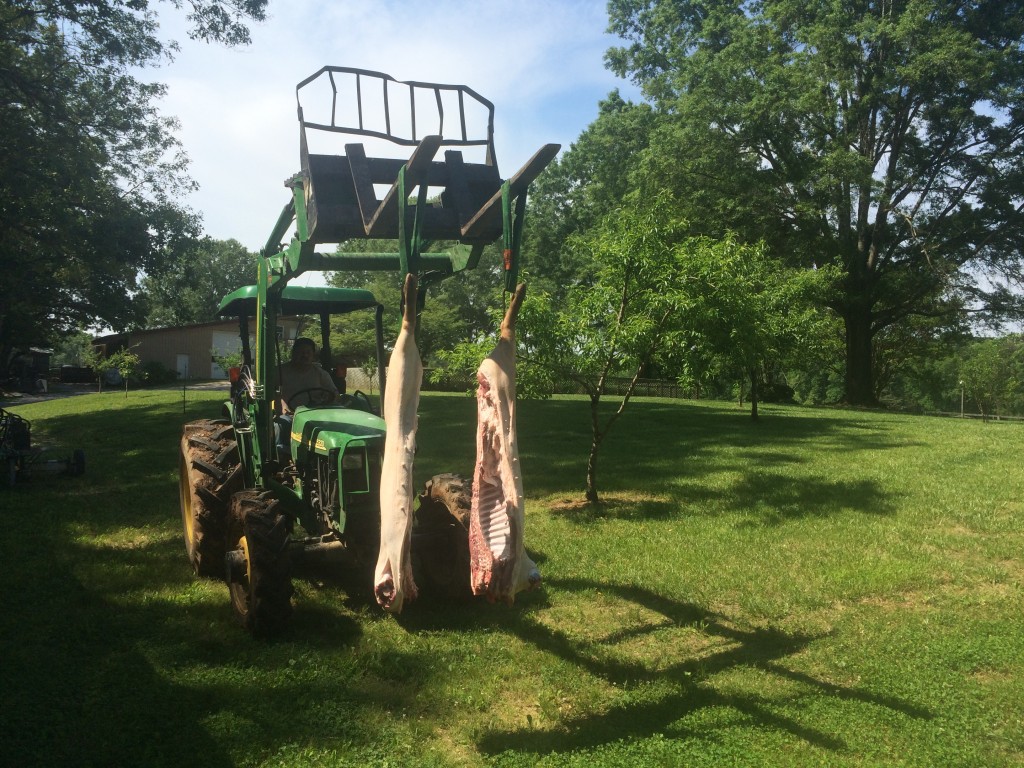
[261,66,560,293]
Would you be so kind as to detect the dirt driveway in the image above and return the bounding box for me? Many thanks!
[0,383,97,408]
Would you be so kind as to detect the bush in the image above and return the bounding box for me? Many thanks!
[423,366,476,393]
[138,360,179,387]
[760,381,796,403]
[59,365,96,383]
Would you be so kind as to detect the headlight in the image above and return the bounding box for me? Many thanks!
[341,450,364,470]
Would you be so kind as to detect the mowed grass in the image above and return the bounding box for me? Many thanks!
[0,388,1021,767]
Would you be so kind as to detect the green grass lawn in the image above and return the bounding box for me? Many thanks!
[1,388,1021,767]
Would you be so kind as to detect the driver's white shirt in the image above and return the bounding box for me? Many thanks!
[280,363,337,411]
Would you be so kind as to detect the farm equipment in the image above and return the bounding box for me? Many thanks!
[178,67,558,635]
[1,408,85,487]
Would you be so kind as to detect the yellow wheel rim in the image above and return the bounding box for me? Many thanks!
[239,535,251,585]
[180,454,195,544]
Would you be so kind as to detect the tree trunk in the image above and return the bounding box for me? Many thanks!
[843,306,877,406]
[749,369,759,420]
[586,396,601,504]
[585,439,600,504]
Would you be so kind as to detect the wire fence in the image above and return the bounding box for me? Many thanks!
[917,410,1024,422]
[349,367,1024,422]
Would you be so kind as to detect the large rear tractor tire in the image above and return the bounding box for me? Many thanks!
[225,490,294,638]
[179,419,243,578]
[413,473,472,600]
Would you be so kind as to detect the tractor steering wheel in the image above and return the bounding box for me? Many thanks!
[336,390,374,413]
[351,390,374,413]
[287,387,336,409]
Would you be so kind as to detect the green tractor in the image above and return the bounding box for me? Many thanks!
[178,67,557,636]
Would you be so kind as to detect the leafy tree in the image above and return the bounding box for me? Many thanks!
[606,0,1024,405]
[669,237,838,419]
[327,240,506,365]
[959,334,1024,418]
[0,1,268,367]
[516,199,692,504]
[442,191,837,499]
[524,91,657,298]
[91,346,141,396]
[51,330,97,368]
[871,312,972,408]
[140,237,257,327]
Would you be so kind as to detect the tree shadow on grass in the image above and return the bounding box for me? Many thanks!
[516,399,908,524]
[5,399,227,529]
[545,471,894,526]
[0,521,430,767]
[548,495,680,523]
[730,473,896,525]
[515,400,919,495]
[471,577,932,759]
[0,551,236,768]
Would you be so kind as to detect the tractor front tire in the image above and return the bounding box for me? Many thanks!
[413,473,472,600]
[226,490,293,638]
[179,419,242,578]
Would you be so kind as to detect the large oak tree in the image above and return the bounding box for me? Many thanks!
[524,91,657,298]
[140,237,257,327]
[606,0,1024,404]
[0,0,267,368]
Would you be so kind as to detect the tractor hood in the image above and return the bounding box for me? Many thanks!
[290,406,385,461]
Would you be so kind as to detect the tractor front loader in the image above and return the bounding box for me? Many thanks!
[178,67,557,636]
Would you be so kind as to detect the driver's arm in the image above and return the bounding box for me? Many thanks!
[279,365,297,414]
[318,367,339,404]
[279,391,294,414]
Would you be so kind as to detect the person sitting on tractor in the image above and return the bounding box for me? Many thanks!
[276,338,338,460]
[279,337,338,413]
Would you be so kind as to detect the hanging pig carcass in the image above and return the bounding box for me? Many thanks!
[470,283,540,603]
[374,273,422,613]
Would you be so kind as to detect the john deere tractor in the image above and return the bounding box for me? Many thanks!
[178,67,557,636]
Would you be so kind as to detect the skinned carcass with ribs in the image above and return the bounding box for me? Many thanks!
[470,283,540,603]
[374,273,422,613]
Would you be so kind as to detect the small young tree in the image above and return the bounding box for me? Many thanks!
[92,347,141,397]
[959,335,1024,419]
[438,198,689,504]
[440,197,834,502]
[211,349,243,375]
[521,199,694,503]
[671,238,838,419]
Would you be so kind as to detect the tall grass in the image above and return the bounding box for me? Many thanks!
[1,389,1021,766]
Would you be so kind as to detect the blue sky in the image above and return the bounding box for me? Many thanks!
[155,0,638,253]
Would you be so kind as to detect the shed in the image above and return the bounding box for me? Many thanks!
[94,317,302,381]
